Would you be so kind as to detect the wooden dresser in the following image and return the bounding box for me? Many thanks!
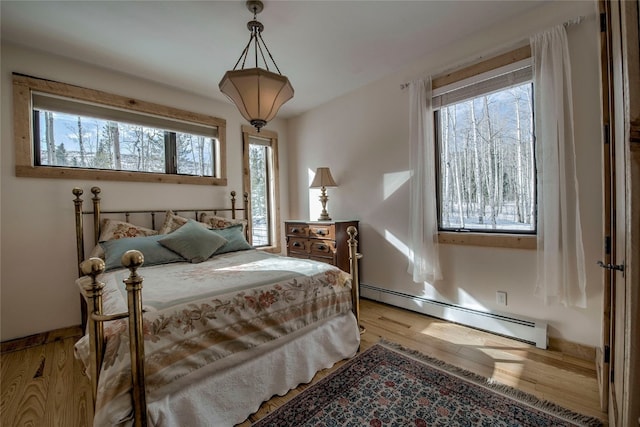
[284,220,359,273]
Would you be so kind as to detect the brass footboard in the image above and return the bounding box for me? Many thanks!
[347,225,364,333]
[73,187,360,427]
[80,252,148,427]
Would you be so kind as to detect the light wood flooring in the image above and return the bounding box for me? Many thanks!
[1,299,607,426]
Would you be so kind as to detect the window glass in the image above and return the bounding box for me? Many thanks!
[242,127,280,252]
[176,132,216,177]
[437,82,535,233]
[34,110,218,177]
[36,110,165,172]
[248,142,270,246]
[14,74,227,185]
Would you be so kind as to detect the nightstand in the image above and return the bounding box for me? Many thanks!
[284,220,359,274]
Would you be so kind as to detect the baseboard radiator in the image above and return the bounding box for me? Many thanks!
[360,283,548,349]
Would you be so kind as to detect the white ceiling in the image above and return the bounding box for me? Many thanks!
[1,0,547,118]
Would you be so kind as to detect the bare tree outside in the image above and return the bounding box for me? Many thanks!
[248,143,270,246]
[437,83,535,232]
[36,110,216,178]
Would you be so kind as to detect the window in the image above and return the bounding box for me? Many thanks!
[434,54,535,235]
[242,126,280,252]
[13,74,227,185]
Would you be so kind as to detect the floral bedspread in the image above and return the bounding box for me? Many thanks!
[75,250,353,425]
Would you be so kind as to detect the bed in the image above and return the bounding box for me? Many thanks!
[72,186,362,427]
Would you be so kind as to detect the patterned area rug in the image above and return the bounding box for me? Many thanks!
[252,341,603,427]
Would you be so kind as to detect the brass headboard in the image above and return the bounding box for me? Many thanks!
[72,186,249,270]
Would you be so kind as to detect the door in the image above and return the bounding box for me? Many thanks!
[599,1,640,425]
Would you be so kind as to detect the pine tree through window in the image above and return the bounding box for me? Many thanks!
[14,74,226,186]
[242,126,281,252]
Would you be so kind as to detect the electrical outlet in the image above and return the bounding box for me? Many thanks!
[496,291,507,306]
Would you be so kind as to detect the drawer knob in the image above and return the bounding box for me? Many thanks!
[315,229,326,235]
[292,241,302,248]
[291,227,299,233]
[317,244,327,250]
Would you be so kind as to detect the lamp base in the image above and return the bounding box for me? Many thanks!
[318,187,332,221]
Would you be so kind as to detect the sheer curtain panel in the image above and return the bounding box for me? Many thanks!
[407,78,442,283]
[531,25,587,307]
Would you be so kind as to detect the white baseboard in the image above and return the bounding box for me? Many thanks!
[361,283,548,349]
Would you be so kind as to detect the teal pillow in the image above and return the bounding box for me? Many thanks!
[211,224,253,255]
[159,220,228,263]
[100,235,185,271]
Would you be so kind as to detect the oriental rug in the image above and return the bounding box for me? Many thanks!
[252,341,603,427]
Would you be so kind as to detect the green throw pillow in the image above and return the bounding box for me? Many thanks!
[100,234,186,271]
[159,220,228,263]
[211,224,253,255]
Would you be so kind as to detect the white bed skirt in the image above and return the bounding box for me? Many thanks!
[144,312,360,427]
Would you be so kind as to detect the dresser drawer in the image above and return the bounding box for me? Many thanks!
[286,223,309,237]
[309,240,335,256]
[288,237,308,254]
[308,224,335,239]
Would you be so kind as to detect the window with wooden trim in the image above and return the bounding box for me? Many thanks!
[242,125,281,252]
[434,49,536,237]
[13,74,227,185]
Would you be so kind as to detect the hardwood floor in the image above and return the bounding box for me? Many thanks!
[1,299,607,426]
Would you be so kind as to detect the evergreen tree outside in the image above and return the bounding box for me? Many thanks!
[249,143,269,246]
[36,109,216,177]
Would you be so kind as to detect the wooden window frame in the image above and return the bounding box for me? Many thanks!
[242,125,281,253]
[13,73,227,185]
[433,45,536,250]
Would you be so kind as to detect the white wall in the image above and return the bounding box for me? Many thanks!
[288,1,604,347]
[0,43,290,341]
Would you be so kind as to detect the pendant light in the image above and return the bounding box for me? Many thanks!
[219,0,294,132]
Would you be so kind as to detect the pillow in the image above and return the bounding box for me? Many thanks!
[100,235,185,271]
[159,220,228,263]
[158,210,191,234]
[199,213,247,233]
[88,244,105,260]
[98,219,157,242]
[211,224,253,255]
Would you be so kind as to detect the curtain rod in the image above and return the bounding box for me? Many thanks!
[400,15,584,91]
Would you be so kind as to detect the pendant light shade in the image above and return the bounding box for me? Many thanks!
[219,0,293,132]
[219,68,293,131]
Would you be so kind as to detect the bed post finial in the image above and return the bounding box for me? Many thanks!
[230,191,237,219]
[243,192,250,240]
[91,187,102,246]
[73,188,85,277]
[347,226,364,334]
[121,250,148,427]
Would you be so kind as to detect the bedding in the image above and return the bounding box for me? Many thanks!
[75,249,356,426]
[99,219,158,241]
[157,220,228,262]
[158,210,190,235]
[90,219,160,259]
[100,235,186,271]
[199,212,247,232]
[209,224,253,254]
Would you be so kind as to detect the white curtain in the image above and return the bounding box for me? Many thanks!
[531,25,587,307]
[407,77,442,283]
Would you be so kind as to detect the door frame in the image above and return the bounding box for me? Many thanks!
[598,1,640,425]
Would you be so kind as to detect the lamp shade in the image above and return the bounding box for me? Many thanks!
[219,67,294,131]
[310,167,337,188]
